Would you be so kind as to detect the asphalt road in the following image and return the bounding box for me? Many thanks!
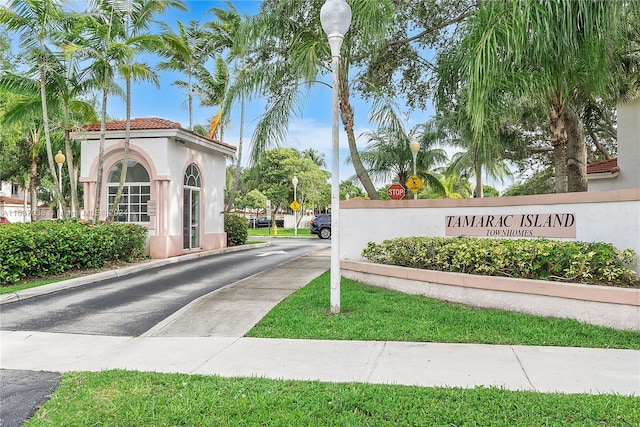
[0,238,328,337]
[0,370,61,427]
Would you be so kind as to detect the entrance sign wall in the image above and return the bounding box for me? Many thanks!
[339,189,640,274]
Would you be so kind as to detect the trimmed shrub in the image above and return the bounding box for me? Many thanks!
[224,213,248,246]
[361,236,639,288]
[0,220,147,285]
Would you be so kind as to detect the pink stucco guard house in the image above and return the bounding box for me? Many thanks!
[72,117,236,259]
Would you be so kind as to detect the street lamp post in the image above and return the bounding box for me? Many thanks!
[410,139,420,200]
[54,150,66,218]
[321,0,351,314]
[292,175,298,235]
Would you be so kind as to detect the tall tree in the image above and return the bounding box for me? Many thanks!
[158,19,212,130]
[228,0,394,200]
[0,71,95,217]
[437,0,627,193]
[354,99,447,197]
[0,0,65,207]
[47,13,102,217]
[301,147,327,169]
[205,2,250,212]
[106,0,185,221]
[66,1,128,221]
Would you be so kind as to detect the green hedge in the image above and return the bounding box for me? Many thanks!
[0,220,148,285]
[362,236,639,288]
[224,213,248,246]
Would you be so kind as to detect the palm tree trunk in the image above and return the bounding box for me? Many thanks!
[63,128,78,218]
[188,73,193,130]
[29,157,37,222]
[110,76,132,221]
[39,60,63,208]
[94,87,109,223]
[565,107,588,192]
[338,60,379,200]
[22,176,29,221]
[549,102,567,193]
[226,95,245,212]
[474,160,484,198]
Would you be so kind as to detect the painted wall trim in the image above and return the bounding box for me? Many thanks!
[341,260,640,331]
[342,188,640,209]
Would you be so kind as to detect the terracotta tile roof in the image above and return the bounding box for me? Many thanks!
[82,117,182,131]
[0,196,24,204]
[587,158,619,175]
[79,117,235,151]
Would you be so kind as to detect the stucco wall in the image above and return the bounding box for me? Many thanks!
[340,260,640,331]
[339,189,640,274]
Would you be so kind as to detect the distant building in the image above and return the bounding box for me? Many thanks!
[587,99,640,191]
[0,182,53,223]
[72,117,236,258]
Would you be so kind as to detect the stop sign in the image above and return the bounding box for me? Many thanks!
[387,183,405,200]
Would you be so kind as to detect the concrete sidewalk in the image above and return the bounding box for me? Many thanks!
[2,330,639,395]
[1,247,639,396]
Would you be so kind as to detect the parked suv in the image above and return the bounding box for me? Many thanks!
[310,214,331,239]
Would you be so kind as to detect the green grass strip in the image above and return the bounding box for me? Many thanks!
[247,227,313,237]
[247,272,640,349]
[0,278,64,294]
[27,371,639,426]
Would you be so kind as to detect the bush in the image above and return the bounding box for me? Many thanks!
[361,236,639,288]
[0,220,148,285]
[224,213,248,246]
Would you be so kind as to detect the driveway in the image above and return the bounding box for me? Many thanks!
[0,238,327,336]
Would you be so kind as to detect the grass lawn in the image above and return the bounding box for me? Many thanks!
[247,272,640,349]
[25,370,639,426]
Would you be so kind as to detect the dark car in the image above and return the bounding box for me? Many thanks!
[0,216,9,224]
[248,216,284,228]
[310,214,331,239]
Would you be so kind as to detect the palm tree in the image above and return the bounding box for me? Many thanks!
[106,0,185,221]
[192,56,229,139]
[0,70,96,216]
[203,2,252,212]
[0,0,65,208]
[45,16,101,217]
[301,147,327,169]
[428,104,513,198]
[437,0,627,193]
[66,1,129,221]
[355,126,447,199]
[158,19,213,131]
[227,0,394,200]
[354,98,447,198]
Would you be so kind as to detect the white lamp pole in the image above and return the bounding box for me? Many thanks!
[292,175,298,235]
[410,138,420,200]
[321,0,351,314]
[54,150,66,218]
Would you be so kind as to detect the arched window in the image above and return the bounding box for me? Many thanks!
[107,160,151,222]
[184,163,201,187]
